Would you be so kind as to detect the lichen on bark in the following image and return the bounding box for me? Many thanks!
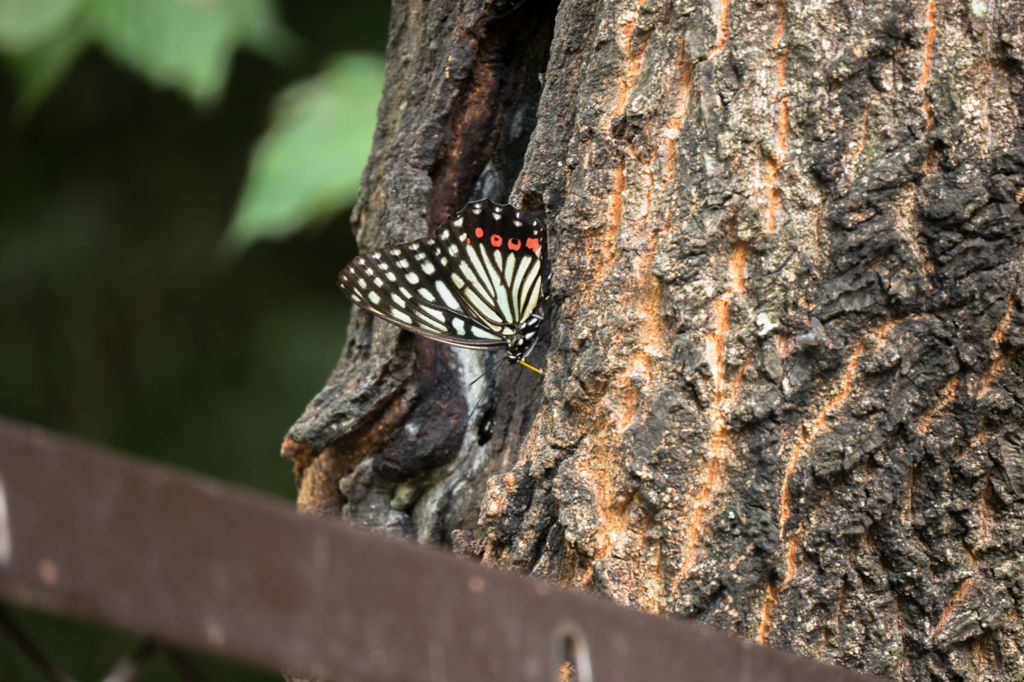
[284,0,1024,678]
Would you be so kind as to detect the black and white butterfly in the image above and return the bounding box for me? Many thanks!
[338,199,549,374]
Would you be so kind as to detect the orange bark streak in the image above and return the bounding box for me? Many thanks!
[976,351,1016,397]
[916,0,937,92]
[765,96,788,233]
[917,0,937,127]
[772,0,786,49]
[779,333,873,537]
[936,579,972,634]
[758,585,779,643]
[680,239,749,577]
[612,2,652,118]
[715,0,731,52]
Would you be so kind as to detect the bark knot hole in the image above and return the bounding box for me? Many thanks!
[0,470,9,566]
[551,621,594,682]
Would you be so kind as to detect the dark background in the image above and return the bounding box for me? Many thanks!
[0,1,389,678]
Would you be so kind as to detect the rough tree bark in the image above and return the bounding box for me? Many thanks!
[281,0,1024,678]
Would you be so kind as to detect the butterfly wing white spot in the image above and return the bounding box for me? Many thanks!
[470,325,501,339]
[414,314,447,333]
[504,252,517,291]
[421,306,445,322]
[434,281,461,310]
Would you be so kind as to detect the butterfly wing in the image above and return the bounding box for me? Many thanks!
[434,199,547,331]
[338,199,549,354]
[338,235,508,349]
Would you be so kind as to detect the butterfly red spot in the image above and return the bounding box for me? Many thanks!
[491,234,503,247]
[526,238,540,253]
[508,238,522,251]
[475,228,484,238]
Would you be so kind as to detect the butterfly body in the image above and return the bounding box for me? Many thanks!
[338,199,549,370]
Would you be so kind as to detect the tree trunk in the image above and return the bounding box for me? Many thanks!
[282,0,1024,678]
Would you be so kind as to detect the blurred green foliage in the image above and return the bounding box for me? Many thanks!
[2,0,293,110]
[0,0,390,679]
[0,0,81,52]
[228,53,385,248]
[1,0,386,248]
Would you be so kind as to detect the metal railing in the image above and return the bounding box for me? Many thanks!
[0,417,882,681]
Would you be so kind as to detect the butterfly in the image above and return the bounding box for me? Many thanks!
[338,199,549,374]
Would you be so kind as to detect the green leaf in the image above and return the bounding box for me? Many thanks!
[226,52,385,250]
[5,17,89,115]
[0,0,83,52]
[88,0,295,105]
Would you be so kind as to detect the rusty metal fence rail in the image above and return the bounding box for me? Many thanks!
[0,417,881,681]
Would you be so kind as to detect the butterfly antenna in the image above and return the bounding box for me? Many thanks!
[465,370,498,431]
[463,352,504,436]
[518,360,544,375]
[469,353,507,388]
